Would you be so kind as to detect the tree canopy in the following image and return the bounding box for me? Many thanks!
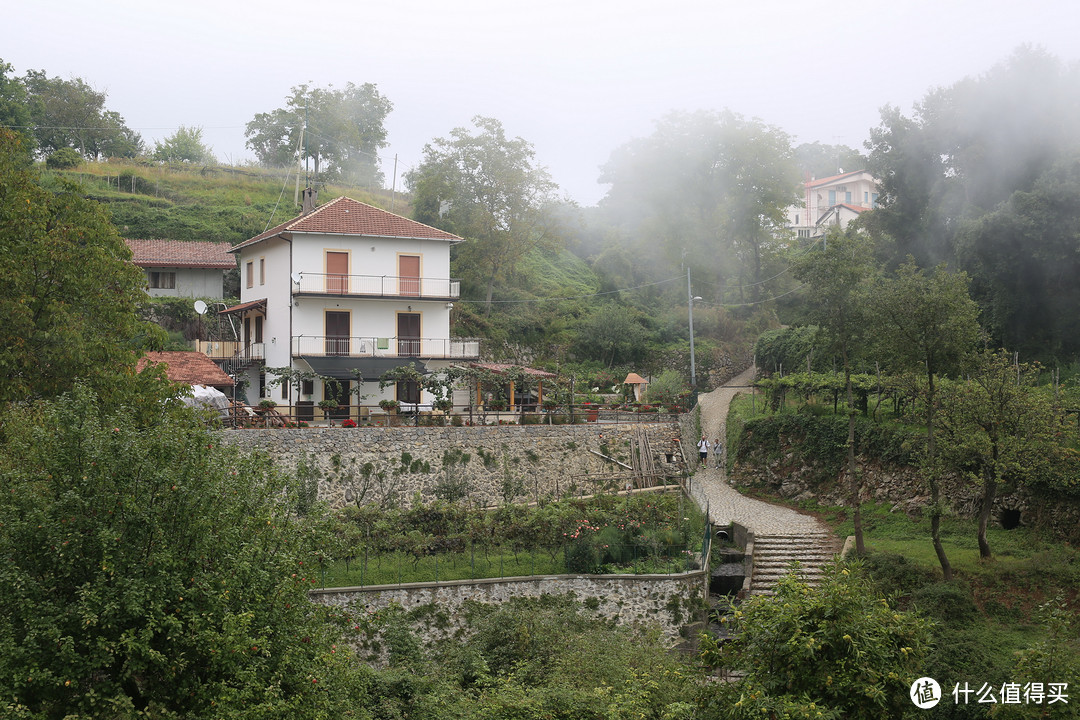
[245,82,392,186]
[152,125,215,164]
[867,261,981,580]
[0,387,375,718]
[864,46,1080,362]
[21,68,142,159]
[0,129,163,406]
[936,351,1065,560]
[596,110,801,302]
[406,116,562,313]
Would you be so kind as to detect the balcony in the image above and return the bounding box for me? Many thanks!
[293,273,460,300]
[193,340,264,375]
[292,335,480,360]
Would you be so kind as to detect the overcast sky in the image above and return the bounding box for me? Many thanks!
[5,0,1078,206]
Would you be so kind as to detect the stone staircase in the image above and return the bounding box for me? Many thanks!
[749,530,843,596]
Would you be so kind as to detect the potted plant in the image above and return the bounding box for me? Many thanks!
[378,398,401,413]
[257,399,278,410]
[317,398,339,424]
[581,401,599,422]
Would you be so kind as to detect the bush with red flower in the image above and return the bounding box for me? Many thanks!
[341,418,357,428]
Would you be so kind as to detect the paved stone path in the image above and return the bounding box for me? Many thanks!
[690,367,826,536]
[690,369,841,595]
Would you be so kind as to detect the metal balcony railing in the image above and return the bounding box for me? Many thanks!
[292,335,480,359]
[292,273,460,299]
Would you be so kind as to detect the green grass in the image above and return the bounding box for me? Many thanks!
[318,543,699,588]
[51,160,402,244]
[320,546,565,587]
[747,495,1080,696]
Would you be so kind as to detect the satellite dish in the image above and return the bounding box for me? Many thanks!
[291,272,302,284]
[193,300,208,315]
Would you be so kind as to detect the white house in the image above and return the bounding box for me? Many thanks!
[223,191,480,421]
[786,170,879,239]
[126,238,235,297]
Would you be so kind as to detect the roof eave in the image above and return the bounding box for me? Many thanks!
[287,229,463,243]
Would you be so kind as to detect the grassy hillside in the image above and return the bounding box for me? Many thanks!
[49,159,403,244]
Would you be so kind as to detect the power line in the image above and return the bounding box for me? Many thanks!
[695,282,807,308]
[455,275,684,304]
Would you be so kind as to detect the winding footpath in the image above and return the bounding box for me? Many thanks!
[691,368,841,595]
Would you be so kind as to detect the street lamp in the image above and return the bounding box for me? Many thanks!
[687,267,702,388]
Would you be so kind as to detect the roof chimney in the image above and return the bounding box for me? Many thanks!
[301,187,318,215]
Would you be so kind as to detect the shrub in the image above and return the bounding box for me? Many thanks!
[46,147,82,169]
[910,581,978,623]
[565,538,601,573]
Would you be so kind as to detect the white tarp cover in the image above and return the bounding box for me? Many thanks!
[181,384,231,417]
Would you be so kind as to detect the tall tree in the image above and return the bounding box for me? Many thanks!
[865,46,1080,269]
[22,69,142,159]
[955,158,1080,361]
[0,59,31,145]
[936,351,1059,560]
[868,262,981,580]
[245,82,392,185]
[0,129,160,405]
[596,110,800,302]
[406,116,561,314]
[793,228,876,553]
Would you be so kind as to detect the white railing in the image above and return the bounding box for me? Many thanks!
[292,335,480,359]
[293,273,460,299]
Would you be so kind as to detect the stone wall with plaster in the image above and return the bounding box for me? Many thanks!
[220,422,684,509]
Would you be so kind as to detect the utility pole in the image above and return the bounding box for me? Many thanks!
[293,120,305,207]
[390,154,398,212]
[688,267,701,388]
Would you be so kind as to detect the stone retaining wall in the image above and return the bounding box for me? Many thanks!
[732,451,1080,544]
[311,570,707,661]
[220,422,682,509]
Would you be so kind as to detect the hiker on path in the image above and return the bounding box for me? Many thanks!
[697,435,709,465]
[712,438,723,468]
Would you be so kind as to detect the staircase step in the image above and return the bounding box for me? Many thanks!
[745,528,842,597]
[754,563,828,573]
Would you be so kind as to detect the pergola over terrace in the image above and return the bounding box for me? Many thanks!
[465,363,557,410]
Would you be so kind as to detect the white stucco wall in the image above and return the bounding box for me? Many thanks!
[232,230,457,405]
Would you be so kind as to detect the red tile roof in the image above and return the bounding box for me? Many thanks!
[623,372,648,384]
[137,351,235,387]
[219,298,267,316]
[806,170,867,188]
[126,239,236,269]
[231,196,462,251]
